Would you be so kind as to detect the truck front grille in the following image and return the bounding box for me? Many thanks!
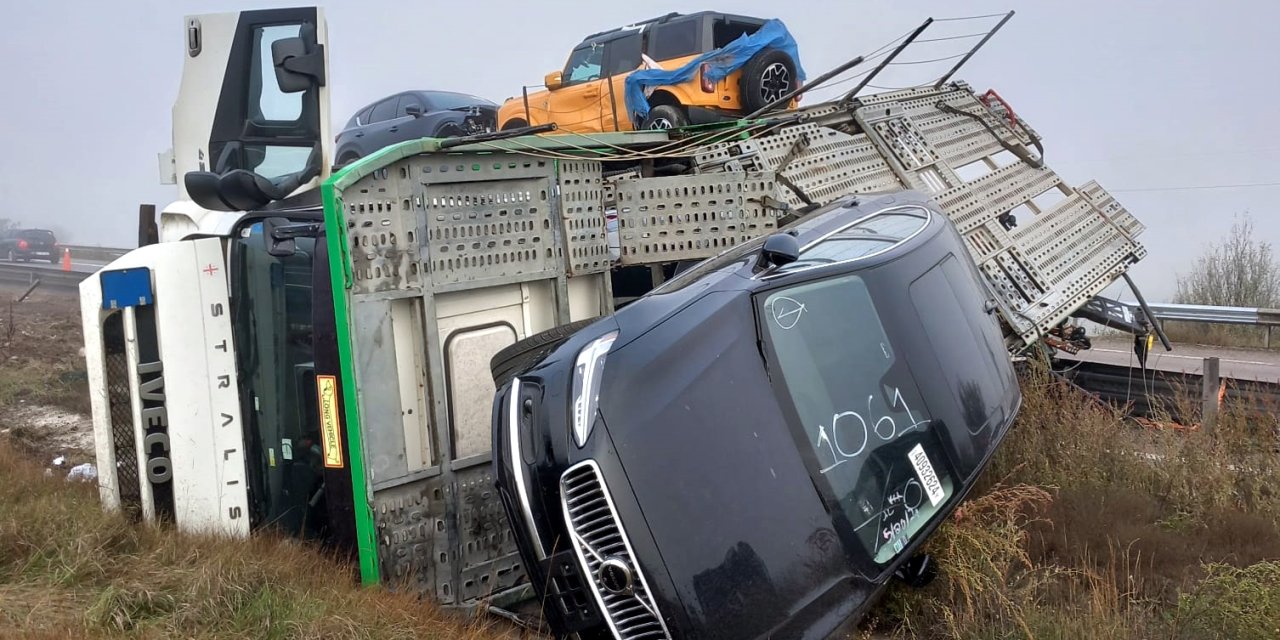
[102,312,142,519]
[560,461,670,640]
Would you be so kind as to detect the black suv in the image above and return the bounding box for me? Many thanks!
[1,228,58,263]
[334,90,497,166]
[492,192,1021,639]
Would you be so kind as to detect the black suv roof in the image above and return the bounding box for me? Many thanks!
[581,11,766,43]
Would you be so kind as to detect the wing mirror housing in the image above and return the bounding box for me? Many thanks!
[544,70,564,91]
[271,31,326,93]
[756,232,800,271]
[405,103,424,118]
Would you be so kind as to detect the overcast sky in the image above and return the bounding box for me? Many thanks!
[1,0,1277,301]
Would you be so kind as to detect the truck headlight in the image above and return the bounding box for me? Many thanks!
[571,331,618,447]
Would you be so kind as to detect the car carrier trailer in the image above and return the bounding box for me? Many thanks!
[80,6,1152,634]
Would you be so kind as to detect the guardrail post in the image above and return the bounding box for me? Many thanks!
[1201,356,1220,433]
[1267,325,1273,350]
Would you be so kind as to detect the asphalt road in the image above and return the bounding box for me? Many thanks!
[2,258,105,274]
[1062,335,1280,384]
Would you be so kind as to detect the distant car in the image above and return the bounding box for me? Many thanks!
[491,193,1021,638]
[497,11,802,133]
[334,91,498,166]
[1,228,58,263]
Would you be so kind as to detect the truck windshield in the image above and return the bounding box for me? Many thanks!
[759,273,958,566]
[230,222,323,536]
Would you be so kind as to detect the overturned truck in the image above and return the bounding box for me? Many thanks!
[81,8,1148,639]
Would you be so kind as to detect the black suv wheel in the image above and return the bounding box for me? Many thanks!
[740,49,797,113]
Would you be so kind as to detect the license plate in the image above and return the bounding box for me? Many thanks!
[907,444,945,507]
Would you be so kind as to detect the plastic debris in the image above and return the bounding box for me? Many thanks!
[66,463,97,482]
[52,455,66,467]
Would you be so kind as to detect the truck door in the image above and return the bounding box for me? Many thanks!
[164,7,330,239]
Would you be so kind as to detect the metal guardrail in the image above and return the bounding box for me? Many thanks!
[1146,302,1279,349]
[1145,303,1280,326]
[0,263,87,291]
[61,244,129,263]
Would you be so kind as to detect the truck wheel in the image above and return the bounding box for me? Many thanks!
[641,105,689,130]
[490,319,596,387]
[501,118,528,131]
[740,49,796,113]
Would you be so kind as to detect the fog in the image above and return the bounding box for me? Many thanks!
[1,0,1276,301]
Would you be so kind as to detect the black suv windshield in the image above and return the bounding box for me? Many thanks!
[759,273,957,566]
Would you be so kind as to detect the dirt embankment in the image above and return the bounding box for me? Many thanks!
[0,284,94,466]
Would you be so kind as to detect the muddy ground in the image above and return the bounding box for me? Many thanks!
[0,283,94,467]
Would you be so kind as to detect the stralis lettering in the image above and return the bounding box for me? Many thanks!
[137,360,172,484]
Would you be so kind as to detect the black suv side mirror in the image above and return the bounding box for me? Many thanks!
[405,104,424,118]
[756,232,800,270]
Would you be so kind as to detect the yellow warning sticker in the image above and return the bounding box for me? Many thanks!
[316,375,344,468]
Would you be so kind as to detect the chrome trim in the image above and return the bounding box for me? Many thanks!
[759,205,934,279]
[560,460,671,640]
[508,378,547,560]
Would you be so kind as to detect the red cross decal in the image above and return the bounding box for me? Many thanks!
[203,263,220,276]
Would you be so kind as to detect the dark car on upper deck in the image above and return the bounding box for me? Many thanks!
[334,90,497,166]
[1,228,58,263]
[490,192,1022,639]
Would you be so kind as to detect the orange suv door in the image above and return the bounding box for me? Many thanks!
[549,44,606,133]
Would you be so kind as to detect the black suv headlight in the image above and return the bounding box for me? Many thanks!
[570,331,618,447]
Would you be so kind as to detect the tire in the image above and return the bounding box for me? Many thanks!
[435,123,465,138]
[739,49,797,114]
[501,118,528,132]
[641,104,689,130]
[336,152,361,169]
[490,319,596,386]
[49,257,58,264]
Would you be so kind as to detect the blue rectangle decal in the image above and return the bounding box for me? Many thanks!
[100,267,153,309]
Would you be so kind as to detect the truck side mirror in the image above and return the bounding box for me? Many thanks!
[263,217,297,257]
[272,34,326,93]
[544,70,564,91]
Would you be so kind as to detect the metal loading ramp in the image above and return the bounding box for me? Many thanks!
[691,81,1146,345]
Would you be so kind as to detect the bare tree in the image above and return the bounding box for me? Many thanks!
[1174,216,1279,308]
[0,218,17,234]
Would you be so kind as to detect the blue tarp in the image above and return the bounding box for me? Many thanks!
[624,19,806,123]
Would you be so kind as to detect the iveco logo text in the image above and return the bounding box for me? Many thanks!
[137,360,172,485]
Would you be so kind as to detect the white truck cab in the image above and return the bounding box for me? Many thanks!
[83,8,335,536]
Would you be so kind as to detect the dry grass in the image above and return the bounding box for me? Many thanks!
[0,440,522,639]
[869,363,1280,639]
[1161,320,1276,351]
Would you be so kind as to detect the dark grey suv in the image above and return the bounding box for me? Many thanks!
[334,91,497,166]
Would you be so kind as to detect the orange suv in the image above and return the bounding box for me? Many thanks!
[497,12,803,133]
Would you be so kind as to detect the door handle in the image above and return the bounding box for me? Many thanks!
[388,126,399,133]
[354,132,364,138]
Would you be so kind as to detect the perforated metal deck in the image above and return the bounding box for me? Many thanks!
[692,82,1146,344]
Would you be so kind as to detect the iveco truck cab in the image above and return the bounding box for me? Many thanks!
[79,7,352,545]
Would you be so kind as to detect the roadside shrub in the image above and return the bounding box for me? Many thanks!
[1171,561,1280,640]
